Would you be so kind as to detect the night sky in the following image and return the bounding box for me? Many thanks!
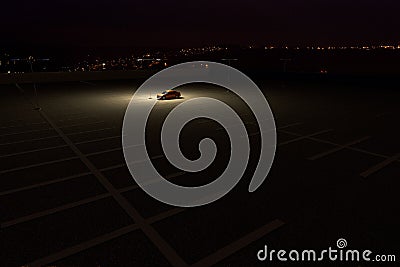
[1,0,399,48]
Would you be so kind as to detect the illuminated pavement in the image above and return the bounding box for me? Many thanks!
[0,78,399,266]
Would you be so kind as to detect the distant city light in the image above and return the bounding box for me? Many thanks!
[1,44,400,74]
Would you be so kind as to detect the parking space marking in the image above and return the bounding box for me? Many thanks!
[86,147,122,157]
[59,121,106,129]
[280,129,400,162]
[5,83,297,267]
[67,127,115,136]
[360,153,400,178]
[75,135,121,145]
[0,144,69,158]
[0,121,47,129]
[276,122,303,130]
[0,126,115,146]
[1,170,186,228]
[0,156,79,175]
[278,129,333,146]
[0,134,60,146]
[0,135,123,196]
[38,110,188,267]
[26,208,184,267]
[55,112,86,118]
[99,163,126,172]
[57,116,95,123]
[0,127,54,137]
[0,172,92,197]
[191,219,285,267]
[248,122,303,137]
[1,192,111,228]
[307,136,371,160]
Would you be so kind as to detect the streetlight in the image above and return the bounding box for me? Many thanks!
[11,56,49,110]
[137,58,159,99]
[28,56,41,110]
[221,59,238,93]
[280,58,291,73]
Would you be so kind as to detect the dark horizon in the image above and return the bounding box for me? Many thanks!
[1,0,400,49]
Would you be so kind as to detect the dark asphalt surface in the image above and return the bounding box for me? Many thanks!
[0,77,399,266]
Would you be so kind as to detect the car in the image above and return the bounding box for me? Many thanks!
[157,89,181,100]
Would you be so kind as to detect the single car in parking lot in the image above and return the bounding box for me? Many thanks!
[157,90,181,100]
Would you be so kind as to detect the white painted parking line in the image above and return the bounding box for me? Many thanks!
[57,116,94,123]
[38,109,188,267]
[67,127,115,136]
[75,135,121,145]
[0,127,54,137]
[307,136,370,160]
[0,134,60,146]
[26,208,184,267]
[0,172,92,197]
[59,121,106,129]
[280,129,400,164]
[191,219,285,267]
[276,122,303,129]
[278,129,333,146]
[0,127,115,146]
[0,156,79,175]
[0,170,186,228]
[0,144,69,158]
[0,121,47,129]
[248,122,303,137]
[1,192,111,228]
[360,153,400,178]
[86,147,122,157]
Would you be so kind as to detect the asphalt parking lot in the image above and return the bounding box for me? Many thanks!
[1,77,399,266]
